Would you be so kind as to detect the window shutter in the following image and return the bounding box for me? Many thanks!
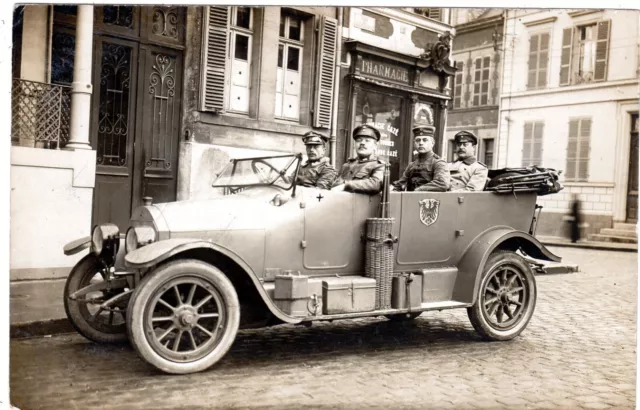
[533,121,544,166]
[200,6,229,112]
[538,33,549,88]
[578,118,591,180]
[523,122,533,166]
[428,8,441,21]
[559,28,573,86]
[594,20,611,82]
[565,119,579,180]
[313,16,337,128]
[527,34,539,89]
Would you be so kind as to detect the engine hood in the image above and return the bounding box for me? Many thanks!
[135,187,290,234]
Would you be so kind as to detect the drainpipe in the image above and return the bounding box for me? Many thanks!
[330,7,344,167]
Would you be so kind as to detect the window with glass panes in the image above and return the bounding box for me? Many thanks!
[481,138,494,167]
[472,57,490,107]
[228,7,252,113]
[275,13,303,120]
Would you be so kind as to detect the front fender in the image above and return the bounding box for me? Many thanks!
[124,238,301,324]
[453,226,561,305]
[63,236,91,256]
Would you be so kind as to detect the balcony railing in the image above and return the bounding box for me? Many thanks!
[11,78,72,149]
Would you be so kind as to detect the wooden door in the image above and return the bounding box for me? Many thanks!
[132,45,182,210]
[91,36,139,230]
[626,113,639,222]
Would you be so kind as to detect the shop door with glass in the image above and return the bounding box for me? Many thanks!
[354,89,406,183]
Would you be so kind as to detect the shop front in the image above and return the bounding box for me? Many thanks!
[342,39,455,182]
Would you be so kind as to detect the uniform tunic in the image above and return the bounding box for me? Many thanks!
[296,157,337,190]
[392,151,450,192]
[449,156,489,191]
[334,156,385,194]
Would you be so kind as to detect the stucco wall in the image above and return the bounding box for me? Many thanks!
[20,5,49,82]
[502,9,639,94]
[10,147,96,280]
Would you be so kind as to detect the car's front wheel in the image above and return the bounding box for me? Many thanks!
[126,259,240,374]
[467,251,536,341]
[64,254,129,343]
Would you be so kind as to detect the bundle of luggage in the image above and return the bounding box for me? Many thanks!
[485,166,564,196]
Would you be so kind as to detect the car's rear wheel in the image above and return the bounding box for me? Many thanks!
[126,259,240,374]
[385,312,422,322]
[467,251,536,341]
[63,254,129,343]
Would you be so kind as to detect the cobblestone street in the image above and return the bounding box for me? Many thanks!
[9,247,637,410]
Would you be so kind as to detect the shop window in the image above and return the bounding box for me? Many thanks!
[275,13,304,120]
[565,118,592,182]
[471,56,490,107]
[522,121,544,167]
[560,20,610,86]
[527,32,549,90]
[354,90,404,182]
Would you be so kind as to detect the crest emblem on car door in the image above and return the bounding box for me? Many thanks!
[418,198,440,226]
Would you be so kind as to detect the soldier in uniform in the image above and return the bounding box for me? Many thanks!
[449,130,489,192]
[332,124,385,195]
[392,125,450,192]
[296,131,337,189]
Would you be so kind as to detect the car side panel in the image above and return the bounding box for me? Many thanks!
[395,192,458,268]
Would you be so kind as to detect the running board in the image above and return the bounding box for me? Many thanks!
[301,300,471,322]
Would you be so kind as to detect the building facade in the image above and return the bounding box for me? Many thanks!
[445,9,504,166]
[497,9,639,237]
[10,5,454,324]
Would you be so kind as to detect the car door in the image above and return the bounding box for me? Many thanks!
[395,192,458,268]
[302,188,354,270]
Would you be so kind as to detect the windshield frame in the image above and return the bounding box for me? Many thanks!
[211,153,302,191]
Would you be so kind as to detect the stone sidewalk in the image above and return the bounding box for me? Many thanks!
[9,247,637,409]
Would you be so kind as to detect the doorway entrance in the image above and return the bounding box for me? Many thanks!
[626,113,639,223]
[89,6,185,230]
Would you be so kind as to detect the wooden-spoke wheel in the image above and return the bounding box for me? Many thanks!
[127,259,239,374]
[467,251,536,341]
[64,254,129,343]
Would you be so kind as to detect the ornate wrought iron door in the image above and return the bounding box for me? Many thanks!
[90,6,184,229]
[91,37,138,230]
[132,45,182,209]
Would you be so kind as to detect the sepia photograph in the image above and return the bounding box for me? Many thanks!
[4,2,639,409]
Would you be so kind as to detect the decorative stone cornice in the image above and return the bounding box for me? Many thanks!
[523,16,558,27]
[568,9,604,18]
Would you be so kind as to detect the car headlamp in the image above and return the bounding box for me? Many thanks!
[91,224,120,256]
[125,225,157,253]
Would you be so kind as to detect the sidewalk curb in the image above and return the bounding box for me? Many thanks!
[10,318,75,340]
[540,239,638,252]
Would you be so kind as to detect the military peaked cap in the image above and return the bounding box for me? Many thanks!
[454,130,478,146]
[352,124,381,141]
[302,131,329,146]
[412,125,436,138]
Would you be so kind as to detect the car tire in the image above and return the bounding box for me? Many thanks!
[467,251,536,341]
[385,312,422,322]
[126,259,240,374]
[63,254,129,344]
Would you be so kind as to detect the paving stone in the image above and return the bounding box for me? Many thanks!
[9,247,637,409]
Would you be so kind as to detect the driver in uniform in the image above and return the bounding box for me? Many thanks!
[296,131,337,190]
[332,125,386,194]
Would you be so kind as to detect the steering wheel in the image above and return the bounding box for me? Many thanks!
[251,159,281,184]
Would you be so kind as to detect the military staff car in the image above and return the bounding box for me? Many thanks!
[63,153,564,374]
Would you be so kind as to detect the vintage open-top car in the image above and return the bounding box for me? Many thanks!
[63,153,564,374]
